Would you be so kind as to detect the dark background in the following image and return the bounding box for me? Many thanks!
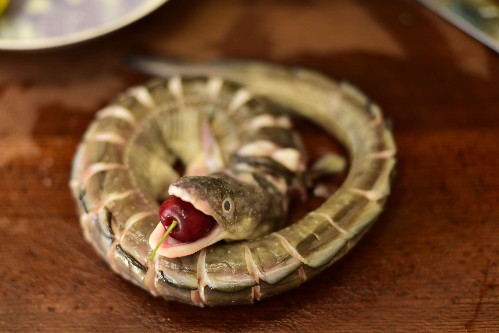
[0,0,498,332]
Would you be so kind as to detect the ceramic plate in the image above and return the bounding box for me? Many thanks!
[0,0,168,50]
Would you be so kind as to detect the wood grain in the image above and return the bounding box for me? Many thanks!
[1,0,498,332]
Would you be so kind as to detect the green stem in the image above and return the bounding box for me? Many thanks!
[148,220,178,261]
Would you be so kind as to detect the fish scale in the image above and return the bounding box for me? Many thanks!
[69,61,396,306]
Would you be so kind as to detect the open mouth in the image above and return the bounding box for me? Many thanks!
[149,222,225,258]
[148,188,227,258]
[168,184,218,220]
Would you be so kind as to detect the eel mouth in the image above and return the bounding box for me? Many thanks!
[148,185,226,258]
[149,223,224,258]
[169,183,220,222]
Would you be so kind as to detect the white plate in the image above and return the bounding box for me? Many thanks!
[0,0,168,50]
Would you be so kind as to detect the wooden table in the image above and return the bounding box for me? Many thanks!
[1,1,498,332]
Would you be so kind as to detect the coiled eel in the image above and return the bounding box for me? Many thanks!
[69,60,396,306]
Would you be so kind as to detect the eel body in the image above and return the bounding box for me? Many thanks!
[70,60,396,306]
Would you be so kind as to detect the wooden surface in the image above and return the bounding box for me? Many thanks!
[1,0,498,332]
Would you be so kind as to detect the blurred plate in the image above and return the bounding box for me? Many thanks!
[0,0,168,50]
[418,0,499,53]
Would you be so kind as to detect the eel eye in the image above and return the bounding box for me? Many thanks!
[222,197,235,216]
